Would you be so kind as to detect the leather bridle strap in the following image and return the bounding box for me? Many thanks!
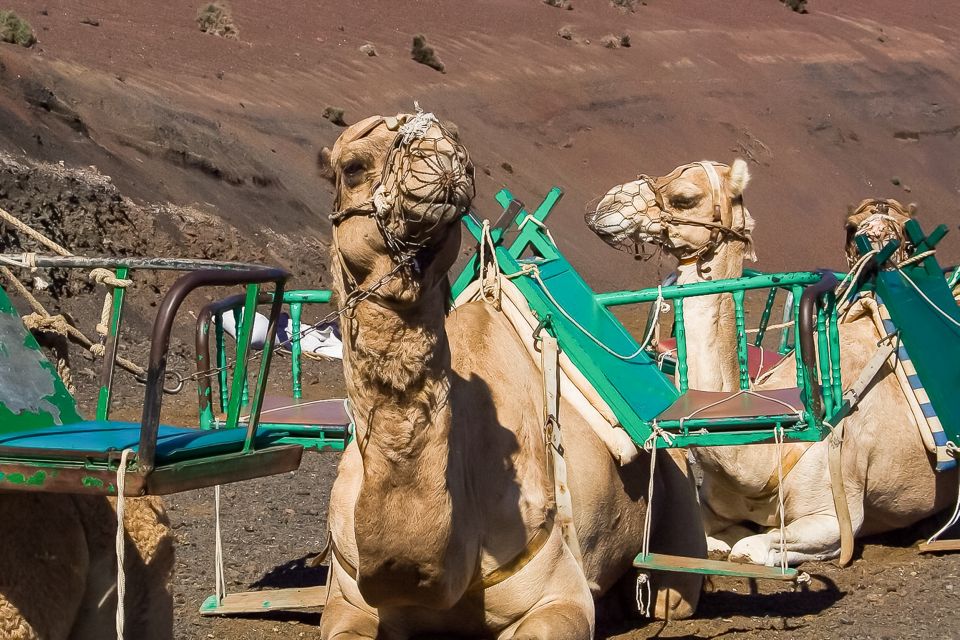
[328,512,556,592]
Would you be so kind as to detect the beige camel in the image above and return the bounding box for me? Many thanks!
[0,494,173,639]
[318,113,706,639]
[588,163,957,566]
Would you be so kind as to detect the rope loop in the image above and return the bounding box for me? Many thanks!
[89,267,133,289]
[114,448,134,640]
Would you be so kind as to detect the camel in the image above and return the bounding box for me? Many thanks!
[587,162,958,566]
[0,494,174,639]
[317,111,706,639]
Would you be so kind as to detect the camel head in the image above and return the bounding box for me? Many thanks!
[321,108,474,306]
[844,199,916,268]
[586,159,756,265]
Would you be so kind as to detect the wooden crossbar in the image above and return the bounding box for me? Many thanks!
[634,552,799,581]
[199,585,327,615]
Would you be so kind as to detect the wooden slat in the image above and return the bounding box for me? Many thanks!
[199,585,327,616]
[919,539,960,554]
[634,553,798,581]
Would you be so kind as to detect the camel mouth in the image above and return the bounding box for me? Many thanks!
[586,180,661,253]
[375,119,475,252]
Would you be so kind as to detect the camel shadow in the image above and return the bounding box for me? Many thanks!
[596,573,842,640]
[250,553,328,589]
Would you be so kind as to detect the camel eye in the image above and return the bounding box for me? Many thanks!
[670,195,700,210]
[342,159,367,187]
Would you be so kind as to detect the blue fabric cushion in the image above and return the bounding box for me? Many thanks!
[0,421,287,464]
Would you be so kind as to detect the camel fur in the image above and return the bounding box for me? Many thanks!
[589,166,957,566]
[319,114,705,639]
[0,494,174,639]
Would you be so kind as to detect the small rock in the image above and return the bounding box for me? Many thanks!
[81,17,100,27]
[891,176,901,186]
[359,43,377,57]
[558,25,574,40]
[500,162,514,174]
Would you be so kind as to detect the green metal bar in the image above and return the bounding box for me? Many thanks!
[290,301,303,400]
[215,315,228,416]
[754,287,778,348]
[279,290,332,304]
[791,285,806,399]
[778,290,795,355]
[827,293,843,411]
[232,307,250,408]
[243,282,285,453]
[948,266,960,290]
[225,285,259,431]
[494,188,564,261]
[816,302,833,417]
[675,299,689,394]
[197,321,214,430]
[95,266,128,422]
[658,424,823,448]
[596,272,824,307]
[733,290,749,390]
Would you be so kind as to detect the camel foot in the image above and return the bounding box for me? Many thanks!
[506,601,592,640]
[706,535,732,559]
[729,532,839,567]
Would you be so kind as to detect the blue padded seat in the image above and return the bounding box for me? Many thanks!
[0,421,286,464]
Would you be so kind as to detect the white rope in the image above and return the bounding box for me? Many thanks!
[926,443,960,545]
[398,101,438,144]
[478,220,502,304]
[114,448,134,640]
[509,262,664,361]
[677,388,803,432]
[745,320,794,334]
[836,249,879,317]
[518,214,557,246]
[773,425,789,574]
[214,485,227,604]
[635,572,652,618]
[635,426,673,617]
[896,266,960,331]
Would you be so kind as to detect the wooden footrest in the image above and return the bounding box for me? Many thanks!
[199,585,327,616]
[634,552,798,581]
[918,539,960,554]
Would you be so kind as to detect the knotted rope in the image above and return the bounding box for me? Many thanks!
[635,425,674,617]
[114,448,134,640]
[88,268,133,357]
[0,209,149,380]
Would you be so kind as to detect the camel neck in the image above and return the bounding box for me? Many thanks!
[675,240,744,392]
[337,278,473,606]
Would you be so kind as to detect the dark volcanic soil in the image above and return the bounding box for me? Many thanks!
[1,1,960,639]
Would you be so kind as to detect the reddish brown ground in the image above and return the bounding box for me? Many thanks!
[0,1,959,638]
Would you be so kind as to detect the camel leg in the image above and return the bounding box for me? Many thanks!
[644,450,706,620]
[320,575,381,640]
[729,505,866,566]
[506,601,593,640]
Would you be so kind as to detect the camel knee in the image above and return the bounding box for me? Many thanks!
[507,601,593,640]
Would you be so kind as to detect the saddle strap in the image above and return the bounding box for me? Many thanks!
[542,333,585,570]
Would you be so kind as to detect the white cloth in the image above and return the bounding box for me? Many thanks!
[221,311,343,359]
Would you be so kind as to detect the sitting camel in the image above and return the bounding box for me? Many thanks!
[587,162,958,566]
[0,494,174,639]
[317,112,706,639]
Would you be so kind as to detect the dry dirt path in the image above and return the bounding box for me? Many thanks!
[166,452,960,640]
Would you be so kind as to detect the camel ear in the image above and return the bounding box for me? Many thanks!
[907,202,918,217]
[728,158,751,196]
[742,206,758,262]
[317,147,335,182]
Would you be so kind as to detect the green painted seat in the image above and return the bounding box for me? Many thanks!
[0,262,306,496]
[0,422,287,465]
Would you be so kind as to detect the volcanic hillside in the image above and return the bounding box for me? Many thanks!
[0,0,958,288]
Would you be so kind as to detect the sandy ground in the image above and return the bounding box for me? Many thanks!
[1,1,960,638]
